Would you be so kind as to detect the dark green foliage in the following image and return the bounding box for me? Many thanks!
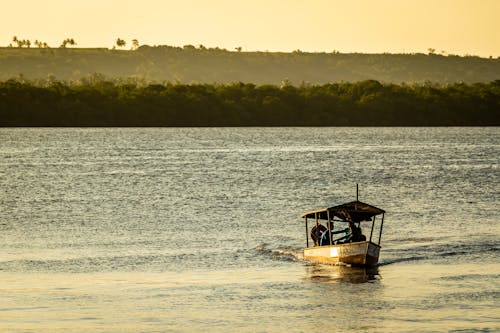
[0,46,499,84]
[1,79,499,126]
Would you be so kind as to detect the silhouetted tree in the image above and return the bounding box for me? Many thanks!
[131,39,139,50]
[60,38,76,48]
[116,38,126,48]
[12,36,20,47]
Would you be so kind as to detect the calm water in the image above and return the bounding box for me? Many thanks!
[0,127,499,332]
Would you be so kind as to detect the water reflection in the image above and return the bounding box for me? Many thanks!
[305,264,380,284]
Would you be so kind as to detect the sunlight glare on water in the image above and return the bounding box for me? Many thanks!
[0,127,499,332]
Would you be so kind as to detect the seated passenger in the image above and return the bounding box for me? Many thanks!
[320,222,340,246]
[319,229,331,246]
[349,222,366,242]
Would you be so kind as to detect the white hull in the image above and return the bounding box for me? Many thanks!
[304,241,380,266]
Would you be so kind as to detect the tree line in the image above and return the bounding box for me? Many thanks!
[0,78,499,126]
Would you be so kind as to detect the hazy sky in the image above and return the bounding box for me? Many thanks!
[2,0,499,57]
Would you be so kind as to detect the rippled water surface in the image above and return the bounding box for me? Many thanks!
[0,127,499,332]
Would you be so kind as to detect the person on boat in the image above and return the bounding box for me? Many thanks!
[319,222,336,246]
[329,225,351,244]
[311,224,327,246]
[348,222,366,242]
[319,222,351,246]
[319,228,331,246]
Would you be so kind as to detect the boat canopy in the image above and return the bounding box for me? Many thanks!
[301,201,385,222]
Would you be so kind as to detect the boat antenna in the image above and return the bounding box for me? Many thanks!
[356,183,359,201]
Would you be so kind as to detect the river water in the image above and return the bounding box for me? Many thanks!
[0,127,498,332]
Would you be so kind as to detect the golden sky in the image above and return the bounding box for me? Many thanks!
[2,0,499,57]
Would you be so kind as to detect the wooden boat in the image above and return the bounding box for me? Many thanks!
[301,193,385,266]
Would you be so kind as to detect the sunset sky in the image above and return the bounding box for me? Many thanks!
[1,0,499,57]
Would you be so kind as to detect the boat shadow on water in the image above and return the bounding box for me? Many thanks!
[305,263,380,284]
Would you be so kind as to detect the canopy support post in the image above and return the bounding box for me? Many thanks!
[305,217,309,248]
[315,212,319,247]
[327,209,332,246]
[378,213,385,245]
[369,216,376,242]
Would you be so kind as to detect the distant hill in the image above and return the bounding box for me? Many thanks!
[0,45,499,84]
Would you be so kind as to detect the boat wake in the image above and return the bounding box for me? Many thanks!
[378,256,428,266]
[255,244,303,262]
[379,239,499,266]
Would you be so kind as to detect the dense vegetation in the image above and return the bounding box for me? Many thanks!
[1,79,498,126]
[0,46,499,84]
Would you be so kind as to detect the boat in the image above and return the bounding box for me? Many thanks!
[301,189,385,266]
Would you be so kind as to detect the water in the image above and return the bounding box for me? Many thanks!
[0,127,499,332]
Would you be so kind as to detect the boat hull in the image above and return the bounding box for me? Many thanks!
[304,241,380,266]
